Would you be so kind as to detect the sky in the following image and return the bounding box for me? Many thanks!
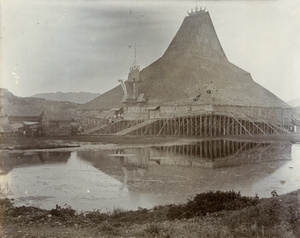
[0,0,299,102]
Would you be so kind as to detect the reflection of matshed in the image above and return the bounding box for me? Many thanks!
[120,167,128,190]
[120,166,146,190]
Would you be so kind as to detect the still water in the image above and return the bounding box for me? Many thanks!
[0,139,299,212]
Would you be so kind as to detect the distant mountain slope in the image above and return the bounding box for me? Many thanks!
[287,98,300,107]
[0,88,78,120]
[32,92,101,104]
[293,106,300,119]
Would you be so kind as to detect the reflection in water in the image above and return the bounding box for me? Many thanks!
[0,140,299,212]
[150,140,292,168]
[0,151,162,211]
[79,140,298,203]
[0,151,70,175]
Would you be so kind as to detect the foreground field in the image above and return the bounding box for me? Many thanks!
[1,190,299,238]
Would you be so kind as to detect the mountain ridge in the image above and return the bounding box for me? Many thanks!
[287,98,300,108]
[0,88,78,119]
[32,91,101,104]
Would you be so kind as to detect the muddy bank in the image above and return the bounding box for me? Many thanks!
[1,190,299,237]
[0,136,80,151]
[0,135,183,150]
[1,134,300,151]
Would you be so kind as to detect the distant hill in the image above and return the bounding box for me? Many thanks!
[293,106,300,119]
[0,88,79,120]
[32,92,101,104]
[287,98,300,107]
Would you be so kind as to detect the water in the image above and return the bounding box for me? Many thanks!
[0,139,299,212]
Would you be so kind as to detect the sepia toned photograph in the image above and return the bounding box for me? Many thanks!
[0,0,300,237]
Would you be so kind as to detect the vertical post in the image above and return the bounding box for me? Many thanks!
[223,116,226,136]
[187,117,189,136]
[196,116,198,136]
[200,140,203,157]
[208,115,212,136]
[199,114,202,136]
[209,140,213,159]
[179,117,181,135]
[191,117,194,136]
[227,117,231,136]
[172,118,174,136]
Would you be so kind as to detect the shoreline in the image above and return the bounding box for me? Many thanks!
[1,133,300,151]
[1,190,299,237]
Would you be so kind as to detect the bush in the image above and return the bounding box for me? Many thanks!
[49,204,76,220]
[167,190,259,220]
[143,223,174,238]
[224,195,300,237]
[84,210,107,222]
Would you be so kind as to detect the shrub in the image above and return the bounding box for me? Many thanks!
[143,223,174,238]
[167,190,259,220]
[49,204,76,220]
[84,210,107,222]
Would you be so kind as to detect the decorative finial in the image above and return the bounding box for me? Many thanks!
[129,43,140,72]
[134,42,137,66]
[187,6,206,16]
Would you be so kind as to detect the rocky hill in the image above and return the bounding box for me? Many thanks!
[0,88,78,120]
[32,92,101,104]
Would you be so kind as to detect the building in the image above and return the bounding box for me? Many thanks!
[0,106,10,135]
[79,8,293,136]
[7,111,74,136]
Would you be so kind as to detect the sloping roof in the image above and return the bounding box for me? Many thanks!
[80,11,290,110]
[23,121,39,126]
[10,123,24,130]
[147,106,160,110]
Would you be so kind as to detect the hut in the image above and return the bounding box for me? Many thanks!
[0,106,10,135]
[79,8,292,136]
[8,111,73,136]
[8,111,46,136]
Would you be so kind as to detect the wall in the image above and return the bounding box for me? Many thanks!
[122,104,292,124]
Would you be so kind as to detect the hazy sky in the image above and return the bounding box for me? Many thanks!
[1,0,299,102]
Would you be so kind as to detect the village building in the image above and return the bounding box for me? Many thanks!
[0,87,80,136]
[78,8,296,136]
[0,106,10,135]
[5,111,75,136]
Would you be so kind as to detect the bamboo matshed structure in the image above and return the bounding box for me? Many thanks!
[79,8,296,136]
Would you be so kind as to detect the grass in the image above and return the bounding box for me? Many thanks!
[1,190,299,237]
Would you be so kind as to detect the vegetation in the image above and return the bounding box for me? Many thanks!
[167,190,259,220]
[1,190,299,237]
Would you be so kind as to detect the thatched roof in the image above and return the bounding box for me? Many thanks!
[81,11,289,110]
